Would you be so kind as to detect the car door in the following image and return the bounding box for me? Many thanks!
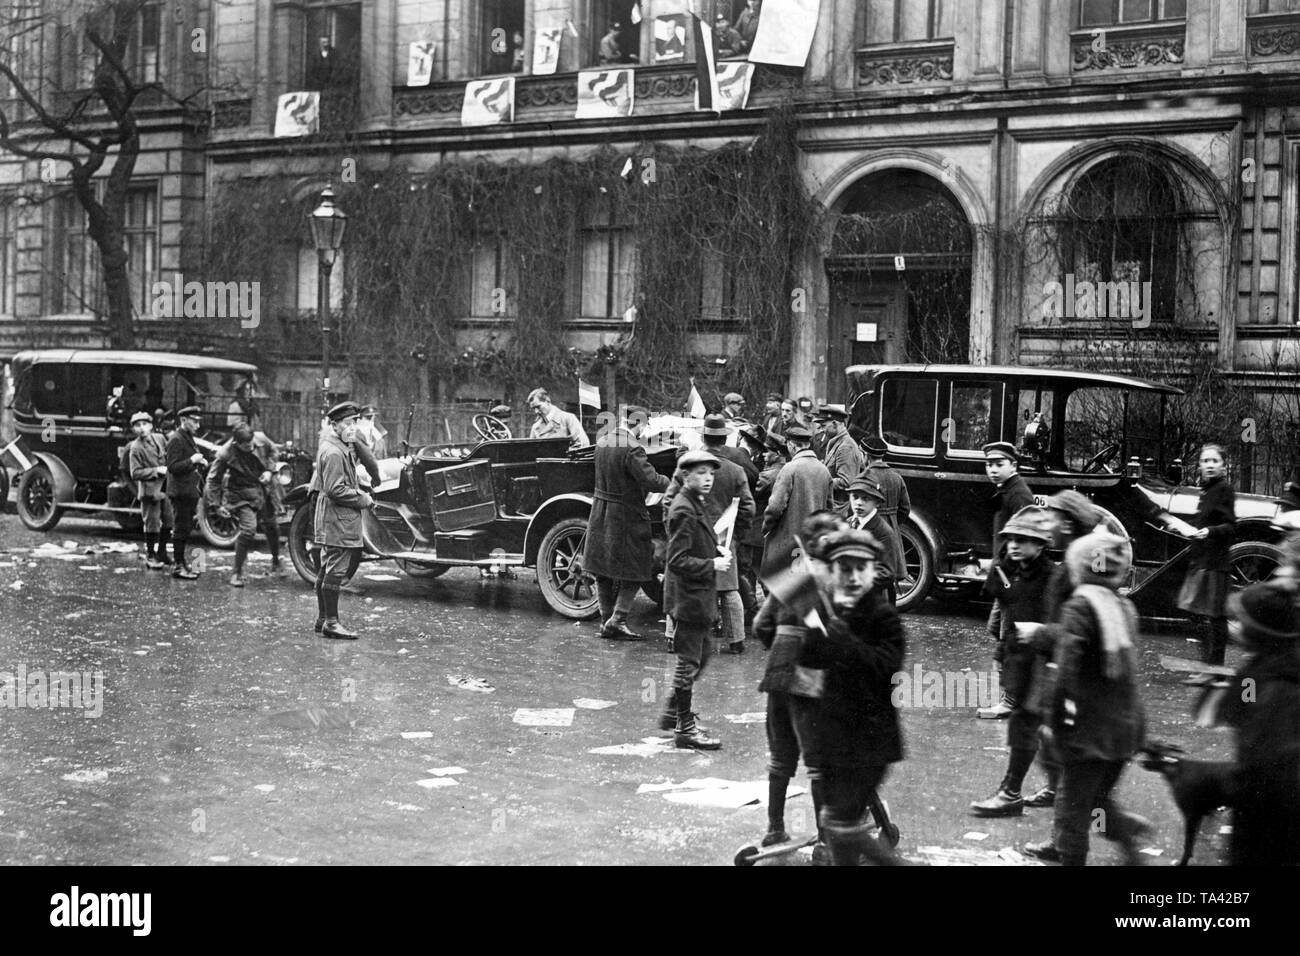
[424,459,497,532]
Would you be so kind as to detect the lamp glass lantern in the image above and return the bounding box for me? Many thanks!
[310,186,348,267]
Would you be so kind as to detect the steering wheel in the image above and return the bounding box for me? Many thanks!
[1083,442,1121,474]
[473,414,511,442]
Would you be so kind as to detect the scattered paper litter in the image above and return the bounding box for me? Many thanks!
[64,612,87,620]
[382,801,424,812]
[589,737,683,757]
[1218,825,1233,835]
[400,731,434,740]
[425,766,467,776]
[78,566,102,571]
[208,856,232,863]
[0,562,14,568]
[113,568,132,574]
[88,541,139,554]
[573,698,617,710]
[446,675,494,693]
[996,847,1026,863]
[132,650,148,656]
[639,778,805,809]
[61,770,110,784]
[513,708,575,727]
[911,846,1042,866]
[415,777,458,789]
[1139,847,1163,857]
[962,831,990,841]
[723,712,766,724]
[9,581,22,590]
[364,573,401,582]
[253,784,275,793]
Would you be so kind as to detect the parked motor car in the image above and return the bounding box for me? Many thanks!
[847,364,1286,616]
[285,420,680,619]
[5,349,295,548]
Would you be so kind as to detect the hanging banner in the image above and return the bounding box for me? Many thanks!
[461,76,515,126]
[407,41,436,86]
[575,69,634,119]
[712,60,754,111]
[653,14,687,63]
[532,27,563,75]
[691,14,719,112]
[273,91,319,137]
[748,0,822,68]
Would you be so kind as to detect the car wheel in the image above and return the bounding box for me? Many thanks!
[395,558,451,579]
[894,521,934,612]
[196,498,240,549]
[17,465,63,532]
[1227,541,1282,593]
[287,502,321,585]
[536,516,600,619]
[0,463,8,513]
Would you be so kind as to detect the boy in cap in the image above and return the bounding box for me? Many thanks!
[661,449,733,749]
[1038,528,1150,866]
[206,423,285,587]
[127,411,174,570]
[971,506,1056,814]
[165,405,208,579]
[980,441,1036,713]
[846,476,900,605]
[310,402,374,638]
[796,528,906,865]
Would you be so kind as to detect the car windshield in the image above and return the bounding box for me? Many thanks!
[1063,386,1129,472]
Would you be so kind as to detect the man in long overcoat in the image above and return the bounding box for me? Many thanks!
[311,402,374,639]
[862,436,911,591]
[584,406,669,641]
[761,426,832,582]
[815,404,865,516]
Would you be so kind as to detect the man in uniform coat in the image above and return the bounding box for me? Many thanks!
[165,405,207,579]
[127,411,173,570]
[761,426,832,582]
[662,450,732,750]
[862,436,911,593]
[584,405,670,641]
[815,404,864,516]
[311,402,374,639]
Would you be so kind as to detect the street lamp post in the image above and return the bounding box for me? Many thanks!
[310,185,348,412]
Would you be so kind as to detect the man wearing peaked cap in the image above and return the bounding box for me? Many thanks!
[862,434,911,596]
[309,400,374,639]
[127,407,173,570]
[816,404,864,518]
[165,405,208,579]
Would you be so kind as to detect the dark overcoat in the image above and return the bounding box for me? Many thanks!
[127,432,168,501]
[165,429,204,500]
[761,451,832,581]
[664,490,719,625]
[663,454,754,591]
[311,432,372,548]
[864,460,910,573]
[583,427,669,581]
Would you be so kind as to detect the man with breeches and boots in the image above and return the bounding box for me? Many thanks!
[660,450,733,750]
[795,528,906,865]
[585,405,669,642]
[753,510,849,863]
[862,436,911,602]
[311,403,374,639]
[206,423,284,587]
[970,506,1055,818]
[165,405,207,579]
[127,411,174,571]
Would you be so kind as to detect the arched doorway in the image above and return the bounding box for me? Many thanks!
[825,169,973,399]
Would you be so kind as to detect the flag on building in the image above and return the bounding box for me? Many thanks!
[630,2,643,25]
[0,436,34,474]
[653,14,686,62]
[407,41,436,86]
[715,61,754,111]
[748,0,822,67]
[685,381,706,419]
[532,27,563,75]
[578,379,601,408]
[691,14,720,113]
[461,76,515,126]
[273,91,319,137]
[576,69,634,119]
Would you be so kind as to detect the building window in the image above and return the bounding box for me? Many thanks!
[469,238,515,318]
[479,0,526,75]
[1079,0,1186,27]
[132,0,162,83]
[1249,0,1300,11]
[579,205,635,319]
[591,0,642,66]
[49,185,159,318]
[275,245,345,312]
[863,0,944,45]
[0,200,15,316]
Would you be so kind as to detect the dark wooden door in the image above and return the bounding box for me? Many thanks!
[828,277,906,402]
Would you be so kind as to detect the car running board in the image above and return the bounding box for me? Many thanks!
[387,550,525,567]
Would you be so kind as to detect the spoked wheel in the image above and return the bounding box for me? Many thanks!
[197,498,240,548]
[536,516,599,619]
[288,503,321,585]
[1227,541,1282,593]
[17,465,62,532]
[472,414,511,442]
[894,522,933,612]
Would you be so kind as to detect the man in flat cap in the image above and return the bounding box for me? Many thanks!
[661,449,732,749]
[206,422,285,587]
[584,405,670,642]
[761,425,832,582]
[846,476,900,605]
[814,404,865,517]
[165,405,207,579]
[761,393,784,437]
[127,410,174,570]
[310,401,374,639]
[721,392,747,424]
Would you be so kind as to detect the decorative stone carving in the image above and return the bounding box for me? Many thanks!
[1249,26,1300,57]
[1072,37,1183,70]
[856,42,955,86]
[212,99,252,129]
[393,86,463,115]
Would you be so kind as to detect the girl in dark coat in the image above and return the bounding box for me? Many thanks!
[1173,443,1236,665]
